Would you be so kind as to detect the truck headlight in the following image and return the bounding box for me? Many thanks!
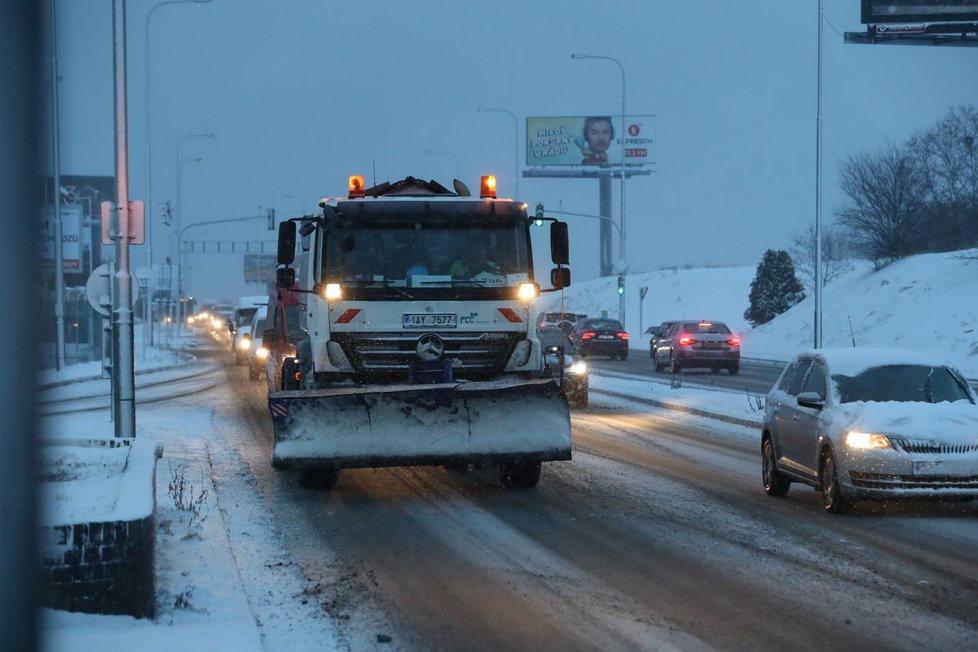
[255,346,269,359]
[518,283,539,300]
[323,283,342,300]
[569,361,587,375]
[238,336,252,350]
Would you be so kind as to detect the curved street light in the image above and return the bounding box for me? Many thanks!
[143,0,212,345]
[572,53,627,324]
[477,107,520,199]
[175,153,203,332]
[570,53,626,258]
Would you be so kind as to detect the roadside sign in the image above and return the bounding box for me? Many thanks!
[86,263,139,316]
[38,205,82,272]
[101,200,145,245]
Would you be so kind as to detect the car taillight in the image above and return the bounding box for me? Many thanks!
[678,335,695,346]
[617,331,629,340]
[580,331,596,340]
[728,337,740,346]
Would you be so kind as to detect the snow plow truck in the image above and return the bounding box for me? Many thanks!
[264,174,573,489]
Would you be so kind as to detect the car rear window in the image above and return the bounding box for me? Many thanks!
[585,320,623,331]
[681,321,731,334]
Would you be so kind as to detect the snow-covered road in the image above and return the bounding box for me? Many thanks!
[41,341,978,651]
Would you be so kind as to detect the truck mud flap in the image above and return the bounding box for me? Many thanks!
[268,378,572,470]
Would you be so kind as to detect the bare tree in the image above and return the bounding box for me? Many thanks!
[789,221,853,292]
[837,142,928,268]
[913,105,978,252]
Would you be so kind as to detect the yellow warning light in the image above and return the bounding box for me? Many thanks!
[480,175,497,199]
[348,175,365,198]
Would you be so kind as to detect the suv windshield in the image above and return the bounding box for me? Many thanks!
[833,364,974,404]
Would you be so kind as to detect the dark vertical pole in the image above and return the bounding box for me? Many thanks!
[2,1,40,649]
[599,175,612,277]
[112,0,136,437]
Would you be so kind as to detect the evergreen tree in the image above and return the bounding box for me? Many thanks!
[744,249,805,326]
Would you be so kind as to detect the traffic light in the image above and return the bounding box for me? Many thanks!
[617,275,624,295]
[267,208,276,230]
[534,203,544,227]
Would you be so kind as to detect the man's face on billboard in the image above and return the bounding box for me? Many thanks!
[584,120,612,153]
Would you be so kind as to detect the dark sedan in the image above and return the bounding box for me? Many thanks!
[572,318,629,360]
[652,320,740,374]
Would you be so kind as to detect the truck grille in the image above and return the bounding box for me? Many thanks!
[332,331,520,380]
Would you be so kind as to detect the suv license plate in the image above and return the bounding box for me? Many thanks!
[403,313,457,328]
[913,460,943,476]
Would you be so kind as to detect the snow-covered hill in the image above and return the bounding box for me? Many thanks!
[536,248,978,377]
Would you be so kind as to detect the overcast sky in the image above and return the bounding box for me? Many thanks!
[46,0,978,302]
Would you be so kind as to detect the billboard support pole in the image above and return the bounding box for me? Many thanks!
[599,175,612,276]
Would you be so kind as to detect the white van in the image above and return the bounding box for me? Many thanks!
[231,295,269,364]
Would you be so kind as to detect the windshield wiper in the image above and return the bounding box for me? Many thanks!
[924,368,935,403]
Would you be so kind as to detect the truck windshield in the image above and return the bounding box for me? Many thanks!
[322,213,531,293]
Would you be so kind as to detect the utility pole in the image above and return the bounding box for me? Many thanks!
[111,0,136,438]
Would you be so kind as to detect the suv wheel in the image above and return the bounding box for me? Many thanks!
[762,437,790,497]
[819,449,851,514]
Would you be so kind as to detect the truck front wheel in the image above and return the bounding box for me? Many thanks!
[499,461,542,489]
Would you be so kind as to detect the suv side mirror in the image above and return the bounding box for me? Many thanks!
[796,391,824,409]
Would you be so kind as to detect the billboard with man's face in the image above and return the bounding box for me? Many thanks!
[526,116,656,167]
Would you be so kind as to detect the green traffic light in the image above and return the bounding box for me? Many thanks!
[534,218,544,227]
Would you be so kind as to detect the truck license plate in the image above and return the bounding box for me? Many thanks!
[402,313,457,328]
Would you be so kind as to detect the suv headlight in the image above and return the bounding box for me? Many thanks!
[845,431,892,449]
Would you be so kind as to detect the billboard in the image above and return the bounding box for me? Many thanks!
[861,1,978,24]
[244,253,277,284]
[39,204,82,272]
[526,115,656,167]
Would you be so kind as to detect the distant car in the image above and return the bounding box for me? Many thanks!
[645,320,678,362]
[537,311,587,334]
[652,320,740,375]
[571,318,629,360]
[246,306,269,381]
[761,348,978,514]
[539,323,588,408]
[231,296,269,364]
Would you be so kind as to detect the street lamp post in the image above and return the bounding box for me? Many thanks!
[143,0,211,347]
[477,107,520,199]
[572,53,627,324]
[175,153,203,332]
[422,148,460,180]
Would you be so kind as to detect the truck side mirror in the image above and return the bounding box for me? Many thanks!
[550,221,569,265]
[551,267,571,290]
[277,221,296,265]
[262,329,278,348]
[276,267,296,289]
